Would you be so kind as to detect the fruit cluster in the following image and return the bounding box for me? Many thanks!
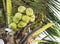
[8,6,35,31]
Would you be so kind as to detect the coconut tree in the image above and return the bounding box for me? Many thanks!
[0,0,60,44]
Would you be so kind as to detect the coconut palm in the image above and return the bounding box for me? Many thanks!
[1,0,60,44]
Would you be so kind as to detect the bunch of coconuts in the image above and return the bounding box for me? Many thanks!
[8,6,35,31]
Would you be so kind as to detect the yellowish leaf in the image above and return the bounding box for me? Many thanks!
[31,39,49,43]
[32,22,55,36]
